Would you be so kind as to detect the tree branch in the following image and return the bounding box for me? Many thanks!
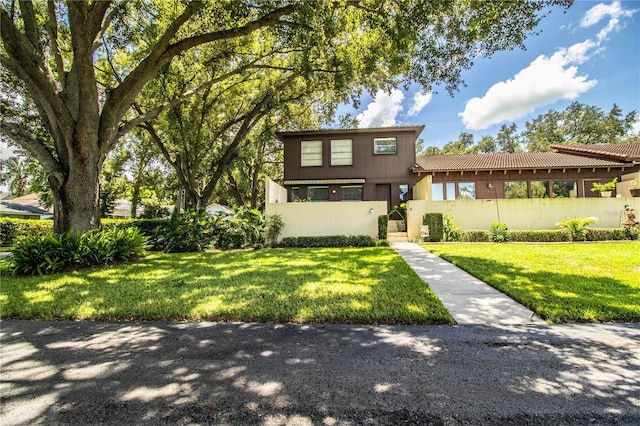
[0,122,65,191]
[46,1,66,89]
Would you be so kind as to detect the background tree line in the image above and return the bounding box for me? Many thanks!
[419,102,638,156]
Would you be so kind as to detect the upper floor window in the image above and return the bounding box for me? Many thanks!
[301,140,322,167]
[373,137,397,154]
[331,139,353,166]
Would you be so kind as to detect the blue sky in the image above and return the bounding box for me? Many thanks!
[347,0,640,149]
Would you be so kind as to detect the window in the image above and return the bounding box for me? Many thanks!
[531,181,549,198]
[458,183,476,199]
[504,181,527,199]
[445,183,456,200]
[552,180,577,198]
[291,187,301,201]
[308,186,329,201]
[431,183,444,201]
[301,140,322,167]
[399,184,409,202]
[340,185,363,201]
[331,139,353,166]
[373,137,397,154]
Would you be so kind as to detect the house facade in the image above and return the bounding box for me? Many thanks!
[277,126,424,212]
[279,126,640,206]
[413,144,640,200]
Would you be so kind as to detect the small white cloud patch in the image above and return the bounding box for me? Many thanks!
[356,89,404,128]
[459,1,637,130]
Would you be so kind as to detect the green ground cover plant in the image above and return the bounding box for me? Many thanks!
[0,248,453,325]
[422,242,640,323]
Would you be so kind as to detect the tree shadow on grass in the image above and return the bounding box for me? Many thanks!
[0,248,452,325]
[1,321,639,425]
[435,254,640,323]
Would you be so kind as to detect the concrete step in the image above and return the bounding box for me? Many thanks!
[387,232,408,242]
[388,220,405,233]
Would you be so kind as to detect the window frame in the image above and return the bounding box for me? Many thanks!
[373,137,397,155]
[340,185,363,201]
[300,140,323,167]
[330,139,353,166]
[308,186,329,201]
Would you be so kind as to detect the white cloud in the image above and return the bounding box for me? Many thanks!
[356,89,404,128]
[407,91,433,116]
[459,47,597,130]
[581,1,637,42]
[459,2,637,131]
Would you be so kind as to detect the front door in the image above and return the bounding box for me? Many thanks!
[375,184,392,213]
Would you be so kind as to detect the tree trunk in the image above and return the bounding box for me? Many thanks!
[52,148,102,234]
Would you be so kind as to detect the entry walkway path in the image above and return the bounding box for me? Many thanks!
[391,242,545,325]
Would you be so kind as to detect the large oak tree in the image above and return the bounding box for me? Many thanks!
[1,0,570,233]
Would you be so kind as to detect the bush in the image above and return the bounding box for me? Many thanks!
[264,214,284,246]
[556,217,597,242]
[213,218,264,250]
[443,215,462,242]
[8,227,146,276]
[490,222,508,243]
[378,215,388,240]
[0,218,53,246]
[0,219,17,246]
[278,235,376,248]
[376,239,390,247]
[155,211,216,253]
[586,228,628,241]
[423,213,443,242]
[507,230,570,242]
[461,230,490,242]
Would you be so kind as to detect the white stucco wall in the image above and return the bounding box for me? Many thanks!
[407,197,640,239]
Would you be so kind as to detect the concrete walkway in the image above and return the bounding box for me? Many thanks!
[391,242,545,326]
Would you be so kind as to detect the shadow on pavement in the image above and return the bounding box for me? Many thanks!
[1,321,639,425]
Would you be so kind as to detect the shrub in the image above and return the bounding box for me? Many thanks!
[423,213,443,242]
[213,218,264,250]
[0,219,53,246]
[556,217,597,242]
[278,235,376,248]
[376,239,390,247]
[507,230,570,242]
[490,222,508,243]
[443,215,462,242]
[8,227,145,276]
[586,228,628,241]
[377,215,388,240]
[0,219,17,246]
[461,230,490,242]
[264,214,285,246]
[155,211,216,253]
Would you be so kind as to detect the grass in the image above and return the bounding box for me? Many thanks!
[0,247,453,325]
[422,242,640,323]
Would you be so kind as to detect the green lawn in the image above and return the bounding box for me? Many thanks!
[422,242,640,323]
[0,248,454,324]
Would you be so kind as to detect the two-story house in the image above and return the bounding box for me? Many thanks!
[277,126,425,212]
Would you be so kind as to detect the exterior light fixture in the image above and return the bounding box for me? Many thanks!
[487,182,494,189]
[369,208,375,214]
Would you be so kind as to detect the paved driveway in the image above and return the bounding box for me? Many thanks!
[1,320,639,425]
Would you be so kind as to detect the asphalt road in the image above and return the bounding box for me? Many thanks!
[1,320,639,425]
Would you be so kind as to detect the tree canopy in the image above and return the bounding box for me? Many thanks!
[1,0,571,232]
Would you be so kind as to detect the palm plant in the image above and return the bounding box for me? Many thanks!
[556,217,597,241]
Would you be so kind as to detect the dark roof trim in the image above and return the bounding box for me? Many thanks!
[276,125,425,139]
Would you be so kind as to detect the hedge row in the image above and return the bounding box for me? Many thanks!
[278,235,377,248]
[458,228,627,243]
[0,219,54,246]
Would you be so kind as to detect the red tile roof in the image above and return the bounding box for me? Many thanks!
[551,143,640,161]
[415,145,639,173]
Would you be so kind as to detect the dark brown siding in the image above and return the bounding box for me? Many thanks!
[280,127,423,204]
